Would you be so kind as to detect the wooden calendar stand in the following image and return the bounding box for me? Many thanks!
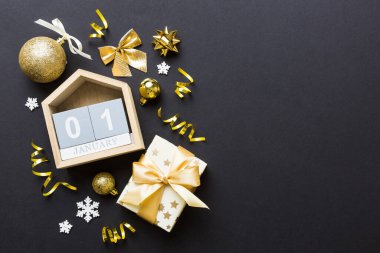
[42,69,145,169]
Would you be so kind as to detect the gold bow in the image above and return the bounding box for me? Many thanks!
[98,29,147,77]
[121,146,208,223]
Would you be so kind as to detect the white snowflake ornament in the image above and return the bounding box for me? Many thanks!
[157,61,171,75]
[25,97,39,111]
[59,220,73,234]
[76,196,100,223]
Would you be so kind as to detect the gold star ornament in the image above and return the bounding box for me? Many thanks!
[153,26,181,57]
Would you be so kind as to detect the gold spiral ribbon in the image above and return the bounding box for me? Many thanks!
[102,221,136,244]
[157,107,206,142]
[175,68,194,98]
[89,9,108,38]
[31,142,77,197]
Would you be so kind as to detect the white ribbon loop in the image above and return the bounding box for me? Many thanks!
[35,18,92,60]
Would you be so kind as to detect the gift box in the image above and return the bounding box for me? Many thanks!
[117,135,208,232]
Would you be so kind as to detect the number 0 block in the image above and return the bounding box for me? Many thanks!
[88,98,130,140]
[52,107,96,149]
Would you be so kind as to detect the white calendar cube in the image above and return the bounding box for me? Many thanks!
[88,99,130,139]
[52,107,96,149]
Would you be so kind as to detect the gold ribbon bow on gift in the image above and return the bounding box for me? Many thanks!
[98,29,147,77]
[121,146,208,223]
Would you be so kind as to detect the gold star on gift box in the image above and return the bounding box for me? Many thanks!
[152,26,181,57]
[158,203,165,212]
[163,211,171,220]
[170,200,178,209]
[164,159,171,166]
[152,149,159,156]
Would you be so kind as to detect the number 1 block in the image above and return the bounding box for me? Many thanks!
[88,98,130,140]
[52,107,96,149]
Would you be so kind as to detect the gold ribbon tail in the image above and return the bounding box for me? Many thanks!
[170,184,209,209]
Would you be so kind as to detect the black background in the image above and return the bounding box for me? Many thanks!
[1,0,380,252]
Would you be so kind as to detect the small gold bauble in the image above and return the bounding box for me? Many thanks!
[92,172,118,196]
[19,36,66,83]
[139,78,161,105]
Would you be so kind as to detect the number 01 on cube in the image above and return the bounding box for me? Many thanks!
[52,99,132,160]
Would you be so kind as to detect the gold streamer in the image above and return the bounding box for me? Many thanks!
[30,142,77,197]
[89,9,108,38]
[175,68,194,99]
[102,221,136,244]
[157,108,206,142]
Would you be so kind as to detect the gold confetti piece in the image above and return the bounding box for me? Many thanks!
[30,142,77,197]
[157,108,206,142]
[102,221,136,244]
[89,9,108,38]
[175,68,195,99]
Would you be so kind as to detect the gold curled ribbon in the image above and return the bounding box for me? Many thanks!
[102,221,136,244]
[120,147,208,223]
[157,108,206,142]
[175,68,194,99]
[31,142,77,197]
[89,9,108,38]
[98,28,147,77]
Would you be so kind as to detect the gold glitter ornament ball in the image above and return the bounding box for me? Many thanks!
[92,172,118,196]
[19,36,66,83]
[139,78,161,105]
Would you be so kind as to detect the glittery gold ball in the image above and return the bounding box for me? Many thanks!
[92,172,118,196]
[139,78,161,105]
[19,36,66,83]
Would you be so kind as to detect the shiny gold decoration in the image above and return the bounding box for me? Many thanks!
[19,18,91,83]
[19,37,66,83]
[30,142,77,197]
[152,26,181,56]
[120,146,208,224]
[92,172,118,196]
[139,78,161,105]
[157,107,206,142]
[175,68,194,98]
[98,29,147,77]
[102,221,136,244]
[89,9,108,38]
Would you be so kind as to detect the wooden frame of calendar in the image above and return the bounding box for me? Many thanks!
[42,69,145,169]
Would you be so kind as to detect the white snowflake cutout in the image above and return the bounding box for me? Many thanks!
[76,196,100,223]
[25,97,39,111]
[157,61,171,75]
[59,220,73,234]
